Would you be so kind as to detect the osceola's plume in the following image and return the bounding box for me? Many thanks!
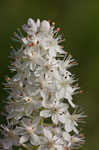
[0,18,86,150]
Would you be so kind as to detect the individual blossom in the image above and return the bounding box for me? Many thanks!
[59,108,86,134]
[63,132,85,149]
[38,127,64,150]
[55,71,78,108]
[15,118,41,145]
[0,125,19,150]
[40,99,69,124]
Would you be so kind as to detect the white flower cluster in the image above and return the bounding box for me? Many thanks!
[0,18,85,150]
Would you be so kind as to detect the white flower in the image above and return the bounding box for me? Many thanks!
[63,132,84,149]
[40,20,50,32]
[59,112,79,134]
[60,110,86,134]
[40,100,69,124]
[41,58,59,74]
[55,73,78,107]
[0,125,19,150]
[38,128,64,150]
[1,18,86,150]
[6,94,41,120]
[22,18,40,34]
[58,54,77,72]
[15,118,41,145]
[39,35,65,58]
[23,47,44,69]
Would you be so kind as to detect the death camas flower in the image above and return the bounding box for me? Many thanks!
[0,18,86,150]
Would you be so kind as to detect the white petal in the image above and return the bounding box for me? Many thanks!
[68,98,75,108]
[38,145,49,150]
[73,126,79,134]
[63,132,71,142]
[2,139,12,149]
[56,90,64,100]
[28,18,34,26]
[28,18,37,32]
[36,19,40,28]
[22,38,28,44]
[43,128,52,140]
[25,104,33,116]
[15,113,23,120]
[42,99,52,108]
[53,136,64,145]
[59,114,66,123]
[30,134,40,145]
[50,148,55,150]
[54,144,64,150]
[38,146,43,150]
[52,114,59,124]
[19,135,29,144]
[15,127,24,135]
[40,110,51,118]
[65,120,72,133]
[40,20,50,32]
[58,103,69,113]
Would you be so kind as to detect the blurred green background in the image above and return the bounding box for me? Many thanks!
[0,0,99,150]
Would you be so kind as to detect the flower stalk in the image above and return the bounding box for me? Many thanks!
[0,18,86,150]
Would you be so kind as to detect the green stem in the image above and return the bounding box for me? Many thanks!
[21,144,32,150]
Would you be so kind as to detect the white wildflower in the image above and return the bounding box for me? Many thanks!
[15,118,41,145]
[0,125,19,150]
[0,18,86,150]
[63,132,84,149]
[38,127,64,150]
[40,100,69,124]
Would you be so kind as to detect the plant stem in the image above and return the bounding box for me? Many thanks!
[21,144,32,150]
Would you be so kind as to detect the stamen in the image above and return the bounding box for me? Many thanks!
[28,35,32,39]
[10,45,14,49]
[35,32,38,35]
[56,27,60,32]
[28,42,35,47]
[7,77,11,81]
[72,62,77,64]
[48,19,51,23]
[61,45,64,48]
[80,90,84,94]
[37,40,39,44]
[52,22,55,25]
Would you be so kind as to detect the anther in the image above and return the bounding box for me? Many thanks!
[28,42,35,47]
[20,93,23,96]
[26,37,29,40]
[37,41,39,44]
[61,45,64,48]
[13,64,16,67]
[35,32,38,35]
[75,83,79,87]
[7,77,11,81]
[52,22,55,25]
[56,27,60,32]
[28,35,32,39]
[72,62,76,64]
[80,90,84,94]
[48,20,51,23]
[10,46,13,49]
[13,32,16,36]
